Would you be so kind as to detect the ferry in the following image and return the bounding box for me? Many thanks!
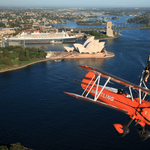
[7,31,78,45]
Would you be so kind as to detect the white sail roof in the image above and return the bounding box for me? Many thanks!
[83,36,94,47]
[92,40,99,53]
[97,42,105,52]
[73,43,85,53]
[86,40,95,53]
[64,46,74,52]
[65,36,105,54]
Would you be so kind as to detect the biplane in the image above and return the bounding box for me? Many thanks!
[65,55,150,141]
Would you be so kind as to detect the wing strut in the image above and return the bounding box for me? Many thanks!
[129,87,134,101]
[82,73,111,102]
[84,74,101,98]
[139,89,142,104]
[94,77,111,101]
[95,75,101,100]
[139,71,149,102]
[82,73,95,97]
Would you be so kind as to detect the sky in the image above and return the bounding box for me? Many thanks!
[0,0,150,8]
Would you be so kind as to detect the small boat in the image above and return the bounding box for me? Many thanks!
[54,59,62,62]
[50,40,62,44]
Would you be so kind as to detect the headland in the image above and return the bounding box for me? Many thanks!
[0,35,115,73]
[0,50,114,73]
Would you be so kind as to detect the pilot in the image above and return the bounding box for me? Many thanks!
[117,89,123,94]
[143,68,150,82]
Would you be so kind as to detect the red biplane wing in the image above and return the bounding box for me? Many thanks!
[64,92,128,114]
[79,65,150,95]
[65,65,150,140]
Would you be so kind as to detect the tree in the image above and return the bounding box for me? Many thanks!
[0,142,31,150]
[38,50,46,58]
[0,145,8,150]
[25,50,30,61]
[0,53,3,59]
[25,47,31,51]
[4,46,14,51]
[0,58,13,66]
[3,50,10,58]
[9,22,21,28]
[19,54,26,61]
[13,48,22,53]
[10,142,27,150]
[19,50,26,61]
[40,45,46,50]
[88,31,107,39]
[8,52,19,59]
[0,23,6,28]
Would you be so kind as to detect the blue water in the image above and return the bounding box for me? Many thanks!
[1,18,150,149]
[53,16,134,28]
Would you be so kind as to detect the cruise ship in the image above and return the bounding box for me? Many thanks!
[7,31,78,46]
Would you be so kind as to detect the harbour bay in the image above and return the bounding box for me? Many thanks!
[1,17,150,149]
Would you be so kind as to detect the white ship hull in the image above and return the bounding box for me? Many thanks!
[7,31,78,46]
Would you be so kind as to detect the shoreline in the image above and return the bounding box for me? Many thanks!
[0,33,119,73]
[54,51,115,60]
[0,59,48,73]
[0,51,115,73]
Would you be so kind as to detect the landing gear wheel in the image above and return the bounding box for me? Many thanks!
[137,128,150,141]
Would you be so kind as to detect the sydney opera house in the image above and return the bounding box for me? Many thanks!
[46,36,114,60]
[64,36,105,54]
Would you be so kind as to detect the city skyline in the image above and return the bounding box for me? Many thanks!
[0,0,150,8]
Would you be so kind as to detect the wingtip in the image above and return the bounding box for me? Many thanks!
[79,65,90,69]
[79,65,85,68]
[64,91,72,96]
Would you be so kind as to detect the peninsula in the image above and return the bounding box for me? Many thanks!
[0,45,47,73]
[0,43,115,73]
[0,50,114,73]
[0,36,115,73]
[77,20,106,25]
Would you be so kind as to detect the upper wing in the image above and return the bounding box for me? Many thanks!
[79,65,150,94]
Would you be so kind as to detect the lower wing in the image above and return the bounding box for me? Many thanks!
[64,92,128,114]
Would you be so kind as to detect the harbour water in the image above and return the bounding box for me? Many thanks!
[1,17,150,149]
[53,15,134,28]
